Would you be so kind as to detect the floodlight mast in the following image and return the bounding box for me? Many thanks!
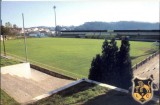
[22,13,28,62]
[53,5,57,36]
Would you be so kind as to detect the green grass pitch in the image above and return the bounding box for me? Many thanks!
[1,38,156,78]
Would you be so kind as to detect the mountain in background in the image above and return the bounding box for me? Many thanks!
[74,21,159,30]
[30,21,159,30]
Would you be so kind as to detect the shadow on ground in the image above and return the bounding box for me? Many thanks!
[131,50,157,60]
[83,89,158,105]
[29,81,159,105]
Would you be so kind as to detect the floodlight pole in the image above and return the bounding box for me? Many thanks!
[53,5,57,36]
[22,13,28,62]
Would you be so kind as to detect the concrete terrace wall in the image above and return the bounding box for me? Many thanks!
[1,55,76,81]
[30,64,76,80]
[1,62,31,79]
[29,78,129,104]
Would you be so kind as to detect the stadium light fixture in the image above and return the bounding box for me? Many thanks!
[53,5,57,36]
[22,13,28,62]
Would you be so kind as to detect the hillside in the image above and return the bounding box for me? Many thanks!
[74,21,159,30]
[29,21,159,31]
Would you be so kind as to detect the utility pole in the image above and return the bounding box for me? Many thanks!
[2,35,6,56]
[53,5,57,36]
[1,19,6,56]
[22,13,28,62]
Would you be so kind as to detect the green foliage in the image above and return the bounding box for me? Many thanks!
[102,38,119,86]
[117,37,133,89]
[0,89,19,105]
[30,82,109,105]
[1,26,10,35]
[30,81,158,105]
[85,34,116,39]
[5,22,12,28]
[88,54,102,81]
[88,37,133,89]
[1,22,19,38]
[0,57,20,67]
[151,42,160,51]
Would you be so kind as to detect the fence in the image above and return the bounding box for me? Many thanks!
[132,51,159,70]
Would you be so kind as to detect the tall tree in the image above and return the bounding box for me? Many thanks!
[88,39,119,87]
[88,37,133,89]
[117,37,133,89]
[1,25,10,35]
[100,39,110,83]
[88,54,102,82]
[101,38,119,86]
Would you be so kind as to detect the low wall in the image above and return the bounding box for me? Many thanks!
[1,62,31,79]
[30,64,76,80]
[1,55,76,80]
[29,78,128,104]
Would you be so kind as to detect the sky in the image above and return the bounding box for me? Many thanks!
[1,0,160,28]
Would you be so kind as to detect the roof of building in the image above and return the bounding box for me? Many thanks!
[61,30,160,32]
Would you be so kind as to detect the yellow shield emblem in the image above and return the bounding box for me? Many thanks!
[132,77,153,104]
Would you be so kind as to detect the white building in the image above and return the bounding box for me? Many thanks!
[1,35,3,40]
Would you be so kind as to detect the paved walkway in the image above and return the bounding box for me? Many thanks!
[1,68,74,104]
[134,54,159,89]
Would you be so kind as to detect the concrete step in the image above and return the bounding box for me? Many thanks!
[1,74,47,103]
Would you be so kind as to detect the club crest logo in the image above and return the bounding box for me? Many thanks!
[132,77,153,104]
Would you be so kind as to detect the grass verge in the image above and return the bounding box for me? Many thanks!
[0,89,19,105]
[0,57,20,67]
[30,81,158,105]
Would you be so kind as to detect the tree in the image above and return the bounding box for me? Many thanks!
[89,39,119,86]
[56,25,62,31]
[101,38,119,86]
[5,22,12,28]
[1,25,10,35]
[117,37,133,89]
[88,54,102,82]
[13,24,18,28]
[88,37,133,90]
[2,23,19,36]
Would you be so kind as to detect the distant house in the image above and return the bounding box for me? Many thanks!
[29,33,38,37]
[28,31,47,37]
[39,31,47,36]
[33,28,39,31]
[1,35,3,40]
